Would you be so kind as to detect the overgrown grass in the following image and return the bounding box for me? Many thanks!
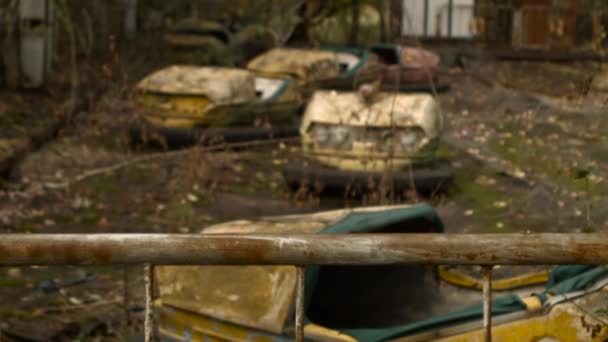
[490,135,607,197]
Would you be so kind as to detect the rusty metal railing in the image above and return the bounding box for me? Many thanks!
[1,233,607,342]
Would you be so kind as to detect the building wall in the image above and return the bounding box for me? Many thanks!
[401,0,475,38]
[476,0,606,50]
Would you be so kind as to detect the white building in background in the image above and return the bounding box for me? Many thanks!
[401,0,475,38]
[19,0,53,88]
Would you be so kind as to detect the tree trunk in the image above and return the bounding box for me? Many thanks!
[124,0,137,41]
[379,0,387,42]
[349,0,360,45]
[390,0,402,39]
[3,0,21,88]
[96,1,108,53]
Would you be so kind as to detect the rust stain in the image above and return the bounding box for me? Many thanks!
[573,244,602,264]
[2,234,608,266]
[221,239,273,264]
[464,253,480,262]
[62,245,80,264]
[26,242,80,264]
[93,246,113,264]
[25,244,45,261]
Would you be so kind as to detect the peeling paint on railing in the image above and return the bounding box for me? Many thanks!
[0,233,607,266]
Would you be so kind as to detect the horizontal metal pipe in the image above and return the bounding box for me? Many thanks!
[0,233,606,266]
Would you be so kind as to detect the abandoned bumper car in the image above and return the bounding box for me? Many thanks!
[368,43,449,93]
[282,89,452,194]
[129,65,301,148]
[246,44,447,96]
[246,47,382,96]
[155,204,608,342]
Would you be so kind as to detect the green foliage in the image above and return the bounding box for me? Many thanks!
[0,278,27,288]
[163,198,195,224]
[311,3,381,45]
[581,225,595,233]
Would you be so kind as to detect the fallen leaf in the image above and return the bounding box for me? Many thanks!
[7,268,22,278]
[493,201,508,208]
[69,297,83,305]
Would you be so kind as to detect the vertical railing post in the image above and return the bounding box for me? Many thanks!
[144,264,155,342]
[448,0,454,37]
[123,267,131,327]
[482,265,493,342]
[295,267,306,342]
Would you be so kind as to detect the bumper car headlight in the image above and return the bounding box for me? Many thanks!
[397,130,419,149]
[380,128,423,152]
[309,124,354,150]
[311,124,331,144]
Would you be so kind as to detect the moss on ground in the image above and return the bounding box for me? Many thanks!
[450,167,519,232]
[435,141,459,160]
[0,278,27,288]
[162,198,195,224]
[489,135,607,197]
[495,61,597,96]
[0,307,42,320]
[81,174,126,197]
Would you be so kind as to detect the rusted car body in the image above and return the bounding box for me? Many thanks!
[282,90,452,193]
[129,65,301,148]
[246,47,383,97]
[368,43,449,92]
[246,45,447,97]
[154,205,608,342]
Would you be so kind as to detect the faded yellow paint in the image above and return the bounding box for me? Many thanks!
[158,304,280,342]
[157,206,426,342]
[136,73,300,129]
[438,266,550,291]
[157,304,362,342]
[247,48,340,84]
[306,152,417,172]
[137,93,212,128]
[138,92,299,129]
[521,296,543,311]
[301,139,439,172]
[137,66,256,101]
[138,93,211,115]
[161,298,608,342]
[304,323,358,342]
[300,91,441,172]
[301,91,441,132]
[421,303,607,342]
[156,265,297,334]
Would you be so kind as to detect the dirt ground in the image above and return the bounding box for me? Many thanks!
[0,45,607,340]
